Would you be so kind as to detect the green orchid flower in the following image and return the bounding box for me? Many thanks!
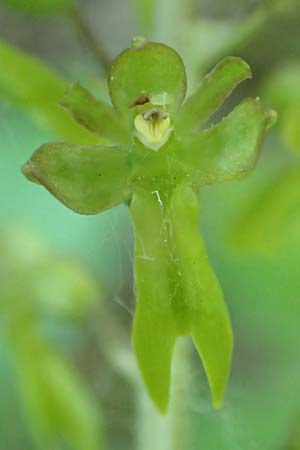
[22,37,277,413]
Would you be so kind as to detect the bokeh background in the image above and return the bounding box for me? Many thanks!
[1,0,300,449]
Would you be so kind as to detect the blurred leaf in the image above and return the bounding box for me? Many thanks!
[177,0,298,86]
[264,63,300,153]
[10,325,103,450]
[0,0,74,15]
[177,10,266,86]
[231,167,300,255]
[181,19,242,73]
[22,142,132,214]
[181,98,277,186]
[109,41,186,117]
[0,226,100,320]
[0,226,103,449]
[34,259,99,320]
[0,40,98,144]
[281,415,300,450]
[264,63,300,109]
[175,56,252,135]
[284,104,300,152]
[60,83,130,145]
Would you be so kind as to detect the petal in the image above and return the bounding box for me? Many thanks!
[170,184,233,408]
[109,41,186,117]
[130,184,233,412]
[22,142,131,214]
[175,57,252,135]
[133,303,176,414]
[60,83,130,145]
[180,98,277,186]
[130,188,177,413]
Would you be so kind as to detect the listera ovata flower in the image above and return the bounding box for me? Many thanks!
[22,37,277,413]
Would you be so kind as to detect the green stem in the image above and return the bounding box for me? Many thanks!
[135,338,190,450]
[168,338,190,450]
[70,6,111,74]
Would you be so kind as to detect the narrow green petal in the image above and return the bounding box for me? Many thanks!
[60,83,130,145]
[130,184,232,411]
[22,142,131,214]
[130,188,177,413]
[133,306,176,414]
[170,184,233,408]
[175,57,252,135]
[181,98,277,186]
[109,41,186,116]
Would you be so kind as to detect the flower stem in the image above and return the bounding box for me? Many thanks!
[135,338,190,450]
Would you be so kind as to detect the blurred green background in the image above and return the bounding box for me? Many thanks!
[1,0,300,449]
